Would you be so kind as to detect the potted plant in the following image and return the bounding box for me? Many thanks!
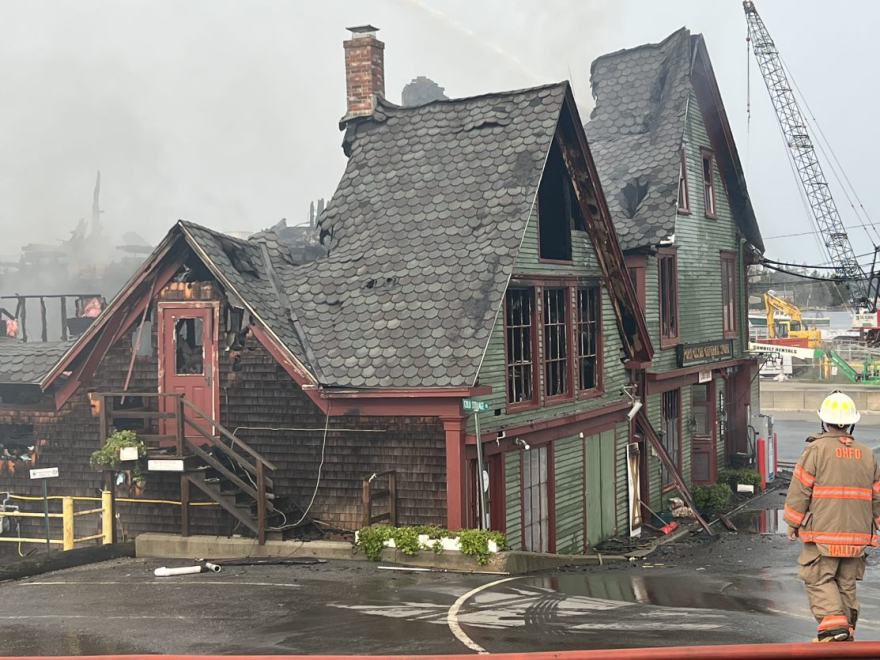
[90,430,147,487]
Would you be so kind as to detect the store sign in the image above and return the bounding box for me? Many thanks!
[677,339,734,368]
[698,370,712,383]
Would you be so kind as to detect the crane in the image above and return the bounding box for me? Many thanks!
[744,1,880,316]
[763,291,821,347]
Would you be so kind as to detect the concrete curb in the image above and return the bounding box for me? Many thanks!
[0,542,135,583]
[135,531,691,575]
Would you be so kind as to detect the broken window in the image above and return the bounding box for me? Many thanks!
[701,150,716,218]
[505,289,536,407]
[537,142,573,261]
[678,150,690,213]
[0,423,35,461]
[543,288,569,399]
[522,444,551,553]
[577,286,600,392]
[661,389,681,488]
[174,317,204,375]
[658,251,678,347]
[721,252,737,338]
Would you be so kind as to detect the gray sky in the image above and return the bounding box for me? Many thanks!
[1,0,877,269]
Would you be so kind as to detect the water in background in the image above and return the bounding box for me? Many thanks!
[802,310,852,330]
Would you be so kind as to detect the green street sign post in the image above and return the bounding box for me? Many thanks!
[462,399,489,530]
[30,467,59,555]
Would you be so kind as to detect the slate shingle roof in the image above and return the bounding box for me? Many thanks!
[0,340,74,385]
[182,83,569,388]
[584,29,693,251]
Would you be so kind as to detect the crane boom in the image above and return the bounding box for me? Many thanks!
[744,1,878,311]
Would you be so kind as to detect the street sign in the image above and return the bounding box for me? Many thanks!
[462,398,490,412]
[29,467,59,480]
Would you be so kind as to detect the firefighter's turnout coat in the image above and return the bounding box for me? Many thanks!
[784,428,880,557]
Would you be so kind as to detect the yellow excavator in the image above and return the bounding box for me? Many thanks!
[764,291,822,348]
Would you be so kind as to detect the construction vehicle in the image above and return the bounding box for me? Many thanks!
[745,2,880,343]
[763,292,822,348]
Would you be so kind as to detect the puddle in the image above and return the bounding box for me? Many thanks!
[729,509,787,535]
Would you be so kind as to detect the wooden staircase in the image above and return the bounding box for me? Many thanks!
[97,392,312,544]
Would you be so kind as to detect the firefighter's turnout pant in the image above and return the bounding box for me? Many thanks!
[798,543,866,634]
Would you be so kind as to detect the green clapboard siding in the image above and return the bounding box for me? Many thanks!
[615,420,630,534]
[472,207,630,433]
[554,435,585,554]
[585,429,617,547]
[505,450,522,550]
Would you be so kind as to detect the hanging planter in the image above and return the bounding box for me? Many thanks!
[90,430,148,485]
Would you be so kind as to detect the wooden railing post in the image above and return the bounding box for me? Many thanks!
[388,472,397,527]
[62,497,74,551]
[256,461,266,545]
[101,490,114,545]
[180,474,190,538]
[175,395,185,457]
[362,478,372,529]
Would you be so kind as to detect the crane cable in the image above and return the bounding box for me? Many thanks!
[780,53,880,247]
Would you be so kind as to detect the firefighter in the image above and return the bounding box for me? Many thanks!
[784,390,880,642]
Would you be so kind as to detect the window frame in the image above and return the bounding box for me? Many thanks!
[503,287,540,412]
[721,251,738,339]
[658,248,679,349]
[677,149,690,214]
[576,284,603,396]
[661,388,682,491]
[701,149,717,219]
[542,287,574,403]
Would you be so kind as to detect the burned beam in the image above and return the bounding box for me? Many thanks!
[40,297,47,342]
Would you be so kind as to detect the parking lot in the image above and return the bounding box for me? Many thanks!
[5,524,880,656]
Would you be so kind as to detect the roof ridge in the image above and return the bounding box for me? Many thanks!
[590,27,692,71]
[375,80,568,113]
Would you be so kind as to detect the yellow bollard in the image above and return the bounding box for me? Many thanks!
[62,497,74,551]
[101,490,113,545]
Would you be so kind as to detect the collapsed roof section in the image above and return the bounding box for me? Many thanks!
[585,28,764,254]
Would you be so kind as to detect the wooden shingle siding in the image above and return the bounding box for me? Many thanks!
[505,450,523,550]
[474,211,628,432]
[554,434,585,554]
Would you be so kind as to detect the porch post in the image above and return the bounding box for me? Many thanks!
[441,415,467,529]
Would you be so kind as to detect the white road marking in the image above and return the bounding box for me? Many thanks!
[447,576,521,654]
[18,580,299,588]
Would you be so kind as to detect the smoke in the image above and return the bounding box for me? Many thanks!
[0,1,626,271]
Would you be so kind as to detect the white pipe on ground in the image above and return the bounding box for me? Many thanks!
[153,563,221,577]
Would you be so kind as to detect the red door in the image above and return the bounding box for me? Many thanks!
[158,303,219,441]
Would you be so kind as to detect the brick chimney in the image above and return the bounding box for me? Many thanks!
[343,25,385,119]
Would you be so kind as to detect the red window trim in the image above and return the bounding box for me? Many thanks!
[503,288,540,413]
[677,150,690,215]
[520,442,556,553]
[576,284,603,397]
[542,287,575,404]
[721,250,738,339]
[657,248,679,349]
[701,148,717,219]
[625,254,647,312]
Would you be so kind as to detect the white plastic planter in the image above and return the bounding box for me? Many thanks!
[355,532,499,555]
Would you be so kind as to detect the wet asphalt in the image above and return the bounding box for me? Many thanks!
[4,489,880,656]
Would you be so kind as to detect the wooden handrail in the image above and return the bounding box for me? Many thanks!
[181,413,274,490]
[179,397,277,471]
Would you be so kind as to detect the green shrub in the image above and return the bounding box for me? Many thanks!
[354,525,507,565]
[717,468,762,491]
[692,483,732,512]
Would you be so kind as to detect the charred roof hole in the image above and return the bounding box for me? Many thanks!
[219,238,258,277]
[363,276,398,291]
[537,141,574,261]
[622,178,649,219]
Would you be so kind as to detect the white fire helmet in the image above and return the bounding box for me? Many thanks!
[818,390,861,427]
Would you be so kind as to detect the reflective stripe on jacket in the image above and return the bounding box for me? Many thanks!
[784,428,880,557]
